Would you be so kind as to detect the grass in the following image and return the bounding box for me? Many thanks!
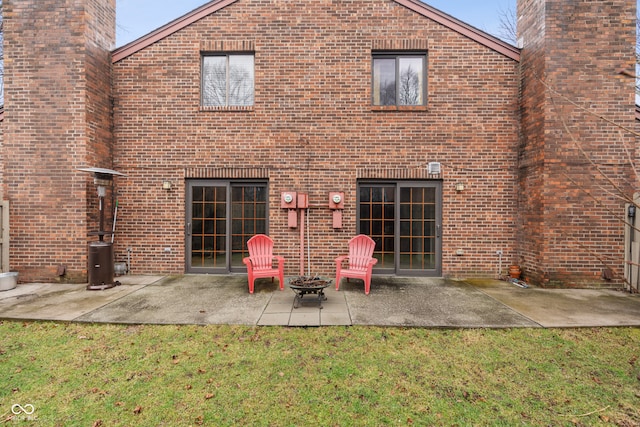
[0,322,639,426]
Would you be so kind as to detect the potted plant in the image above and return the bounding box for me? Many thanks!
[508,264,522,279]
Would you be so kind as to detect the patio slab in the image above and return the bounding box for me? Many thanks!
[1,275,638,328]
[342,277,541,328]
[77,275,274,325]
[473,280,640,327]
[0,282,146,321]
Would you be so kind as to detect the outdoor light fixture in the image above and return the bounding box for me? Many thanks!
[455,182,465,192]
[162,181,172,190]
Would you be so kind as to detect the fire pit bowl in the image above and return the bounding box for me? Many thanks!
[288,276,332,309]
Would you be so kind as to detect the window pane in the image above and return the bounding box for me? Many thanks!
[425,221,435,237]
[193,187,204,202]
[412,188,424,203]
[192,236,202,250]
[379,253,395,269]
[372,58,396,106]
[400,203,410,218]
[202,55,254,107]
[192,203,203,218]
[360,186,370,202]
[228,55,254,106]
[204,203,214,218]
[360,204,370,218]
[424,188,436,203]
[384,187,395,202]
[255,186,266,200]
[230,183,267,267]
[412,221,423,235]
[371,187,383,203]
[400,221,410,235]
[202,56,227,106]
[398,57,424,106]
[384,204,394,219]
[372,55,426,106]
[232,187,243,201]
[204,220,214,234]
[400,187,411,203]
[216,203,226,218]
[400,237,410,252]
[383,237,394,252]
[204,236,214,251]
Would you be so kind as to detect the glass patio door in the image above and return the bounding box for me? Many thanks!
[186,180,267,273]
[358,181,442,276]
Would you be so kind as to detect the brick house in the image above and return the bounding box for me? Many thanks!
[1,0,636,288]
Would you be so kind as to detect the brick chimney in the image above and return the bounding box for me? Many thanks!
[3,0,115,282]
[517,0,637,286]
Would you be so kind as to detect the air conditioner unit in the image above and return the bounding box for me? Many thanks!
[427,162,441,174]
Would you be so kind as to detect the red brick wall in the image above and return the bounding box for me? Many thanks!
[518,0,636,286]
[2,0,635,286]
[2,0,115,282]
[517,0,548,284]
[112,0,520,278]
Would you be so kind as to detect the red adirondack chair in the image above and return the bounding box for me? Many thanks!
[335,234,378,295]
[242,234,285,294]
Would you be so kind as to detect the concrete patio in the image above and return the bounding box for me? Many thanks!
[0,275,639,328]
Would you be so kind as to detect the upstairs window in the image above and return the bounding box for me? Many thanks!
[372,53,426,106]
[202,54,254,107]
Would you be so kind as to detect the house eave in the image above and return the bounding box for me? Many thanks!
[111,0,521,63]
[112,0,239,63]
[394,0,520,61]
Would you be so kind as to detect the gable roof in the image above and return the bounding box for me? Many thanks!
[396,0,520,60]
[111,0,520,63]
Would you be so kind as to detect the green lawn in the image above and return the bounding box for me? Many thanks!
[1,321,639,426]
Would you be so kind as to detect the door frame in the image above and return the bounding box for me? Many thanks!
[357,180,442,277]
[185,179,269,274]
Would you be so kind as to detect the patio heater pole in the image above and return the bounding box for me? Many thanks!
[97,183,106,241]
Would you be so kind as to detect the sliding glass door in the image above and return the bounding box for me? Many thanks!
[358,181,441,276]
[186,180,267,273]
